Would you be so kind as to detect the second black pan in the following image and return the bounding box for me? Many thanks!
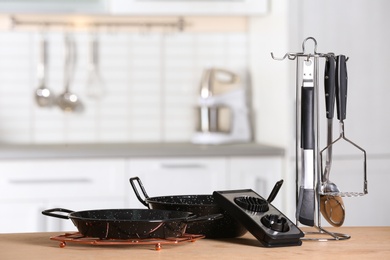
[130,177,247,238]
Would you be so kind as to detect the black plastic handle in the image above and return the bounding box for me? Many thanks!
[129,177,150,208]
[324,56,336,119]
[336,55,348,121]
[42,208,74,220]
[267,179,283,203]
[301,86,315,149]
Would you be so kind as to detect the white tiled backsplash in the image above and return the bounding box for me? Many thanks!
[0,31,248,144]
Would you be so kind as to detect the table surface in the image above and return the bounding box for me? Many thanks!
[0,227,389,260]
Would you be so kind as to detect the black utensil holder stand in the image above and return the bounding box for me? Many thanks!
[271,37,354,241]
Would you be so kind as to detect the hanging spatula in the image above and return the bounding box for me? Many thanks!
[296,58,315,227]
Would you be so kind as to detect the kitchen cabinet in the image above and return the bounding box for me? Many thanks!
[0,200,125,233]
[0,0,108,13]
[0,152,283,233]
[0,0,267,16]
[109,0,268,16]
[0,159,127,233]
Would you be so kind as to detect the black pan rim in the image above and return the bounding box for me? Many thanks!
[146,194,218,207]
[68,208,197,222]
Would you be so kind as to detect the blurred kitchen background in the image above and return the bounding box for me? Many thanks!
[0,24,250,143]
[0,0,389,233]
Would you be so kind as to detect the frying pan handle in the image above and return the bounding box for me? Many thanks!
[129,177,150,208]
[184,213,224,224]
[42,208,74,219]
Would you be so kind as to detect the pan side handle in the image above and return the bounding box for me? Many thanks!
[129,177,150,208]
[42,208,74,219]
[184,213,224,224]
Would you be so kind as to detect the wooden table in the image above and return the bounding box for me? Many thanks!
[0,227,389,260]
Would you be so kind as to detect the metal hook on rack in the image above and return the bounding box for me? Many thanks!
[271,37,346,61]
[270,52,301,61]
[302,37,318,55]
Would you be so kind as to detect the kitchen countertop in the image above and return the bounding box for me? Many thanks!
[0,142,284,159]
[0,227,388,259]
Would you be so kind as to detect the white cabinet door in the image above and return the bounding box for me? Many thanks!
[0,159,127,233]
[0,201,46,233]
[0,159,126,200]
[228,157,283,209]
[127,158,227,208]
[0,199,127,234]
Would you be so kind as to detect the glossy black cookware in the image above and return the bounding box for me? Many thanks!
[42,208,221,239]
[130,177,247,238]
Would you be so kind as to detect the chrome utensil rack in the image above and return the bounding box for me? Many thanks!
[271,37,367,241]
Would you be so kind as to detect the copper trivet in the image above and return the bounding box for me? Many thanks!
[50,232,205,251]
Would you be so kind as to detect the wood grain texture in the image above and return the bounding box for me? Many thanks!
[0,227,389,260]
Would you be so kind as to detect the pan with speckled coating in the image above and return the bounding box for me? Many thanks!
[42,208,221,239]
[130,177,247,238]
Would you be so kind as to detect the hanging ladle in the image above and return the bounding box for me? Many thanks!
[57,33,83,112]
[34,32,55,107]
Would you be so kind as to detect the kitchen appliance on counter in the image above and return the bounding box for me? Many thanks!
[192,68,252,144]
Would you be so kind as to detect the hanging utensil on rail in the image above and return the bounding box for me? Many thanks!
[296,57,316,227]
[34,31,55,107]
[57,33,83,112]
[319,55,345,227]
[320,55,368,198]
[86,30,105,99]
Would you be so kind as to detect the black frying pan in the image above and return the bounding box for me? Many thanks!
[42,208,221,239]
[130,177,247,238]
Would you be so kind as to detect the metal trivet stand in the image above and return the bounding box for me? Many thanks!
[50,232,204,250]
[271,37,367,241]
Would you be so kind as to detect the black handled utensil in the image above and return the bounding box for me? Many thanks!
[296,58,315,227]
[319,54,367,199]
[319,55,346,227]
[322,56,336,187]
[336,55,348,121]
